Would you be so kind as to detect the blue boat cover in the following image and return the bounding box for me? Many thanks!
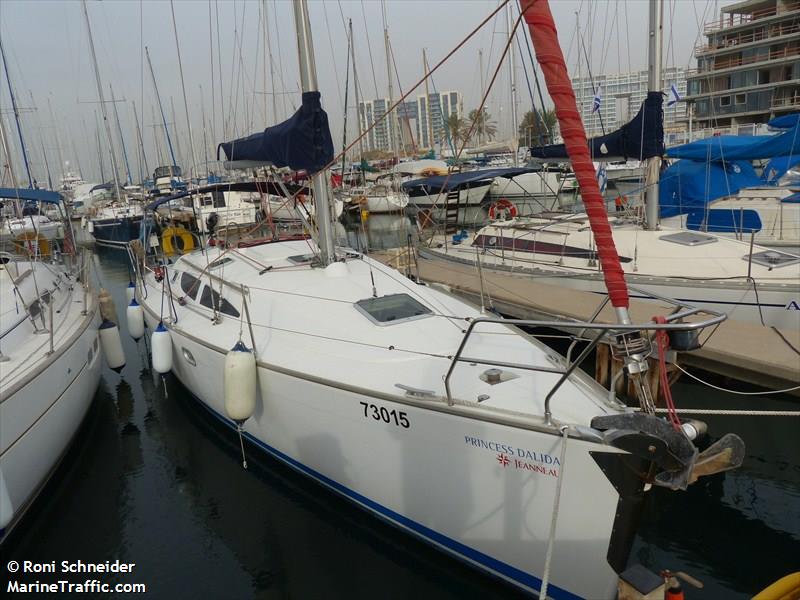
[686,208,762,234]
[217,92,334,174]
[762,154,800,183]
[767,113,800,130]
[529,91,664,161]
[665,124,800,161]
[0,188,63,204]
[401,167,537,193]
[659,160,761,218]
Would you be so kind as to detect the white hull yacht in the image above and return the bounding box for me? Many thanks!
[0,188,103,543]
[129,2,745,597]
[423,214,799,330]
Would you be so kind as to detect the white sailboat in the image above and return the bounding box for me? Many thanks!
[129,2,743,598]
[0,188,104,543]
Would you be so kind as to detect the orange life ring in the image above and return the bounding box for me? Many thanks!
[488,198,518,220]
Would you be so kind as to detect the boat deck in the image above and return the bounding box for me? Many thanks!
[371,249,800,395]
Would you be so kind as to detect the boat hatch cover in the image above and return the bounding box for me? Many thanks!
[744,250,800,269]
[659,231,718,247]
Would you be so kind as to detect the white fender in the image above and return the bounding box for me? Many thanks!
[224,341,257,422]
[126,298,145,340]
[151,322,173,374]
[125,281,136,303]
[87,220,94,233]
[99,319,126,372]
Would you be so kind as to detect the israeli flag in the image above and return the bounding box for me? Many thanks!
[592,88,602,113]
[667,83,681,107]
[595,163,608,194]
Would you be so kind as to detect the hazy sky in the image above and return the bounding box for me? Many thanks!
[0,0,731,184]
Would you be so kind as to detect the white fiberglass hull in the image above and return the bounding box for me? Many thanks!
[0,306,101,543]
[431,247,797,329]
[141,305,622,599]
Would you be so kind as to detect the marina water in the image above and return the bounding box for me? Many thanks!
[2,240,797,599]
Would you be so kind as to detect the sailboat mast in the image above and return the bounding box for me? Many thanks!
[82,0,123,201]
[507,3,519,166]
[0,37,33,188]
[292,0,335,266]
[0,107,22,206]
[132,101,149,184]
[110,84,133,185]
[644,0,663,231]
[350,19,364,159]
[423,49,434,151]
[145,46,178,170]
[382,2,400,155]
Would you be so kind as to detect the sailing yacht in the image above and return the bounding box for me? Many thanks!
[0,188,103,543]
[129,2,744,598]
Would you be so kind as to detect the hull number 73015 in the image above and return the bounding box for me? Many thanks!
[360,402,410,429]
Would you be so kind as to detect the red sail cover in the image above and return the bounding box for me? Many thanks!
[521,0,629,308]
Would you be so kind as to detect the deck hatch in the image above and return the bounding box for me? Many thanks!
[745,250,800,269]
[659,231,718,246]
[355,293,432,326]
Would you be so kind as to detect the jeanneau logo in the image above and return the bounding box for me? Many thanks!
[466,435,560,477]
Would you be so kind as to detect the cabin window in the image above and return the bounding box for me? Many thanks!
[212,191,226,208]
[720,96,731,107]
[200,194,213,207]
[199,285,240,317]
[180,271,201,300]
[355,293,432,326]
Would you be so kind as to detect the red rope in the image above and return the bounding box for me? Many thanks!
[521,0,630,309]
[653,316,681,431]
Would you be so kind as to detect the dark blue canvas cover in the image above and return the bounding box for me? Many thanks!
[762,154,800,183]
[529,91,664,161]
[0,187,63,204]
[659,160,761,218]
[402,167,537,193]
[217,92,334,174]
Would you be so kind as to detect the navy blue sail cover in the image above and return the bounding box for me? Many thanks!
[529,91,664,161]
[217,91,334,173]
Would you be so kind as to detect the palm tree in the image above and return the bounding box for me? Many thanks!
[467,108,498,144]
[518,108,557,147]
[445,113,466,147]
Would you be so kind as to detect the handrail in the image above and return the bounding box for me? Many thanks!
[442,304,726,412]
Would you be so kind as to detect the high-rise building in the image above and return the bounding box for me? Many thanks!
[571,68,688,137]
[684,0,800,128]
[416,91,463,148]
[357,98,399,152]
[358,91,463,151]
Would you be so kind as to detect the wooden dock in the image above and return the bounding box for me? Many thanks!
[371,249,800,395]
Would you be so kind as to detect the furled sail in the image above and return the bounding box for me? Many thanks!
[217,91,334,173]
[529,91,664,162]
[522,0,629,309]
